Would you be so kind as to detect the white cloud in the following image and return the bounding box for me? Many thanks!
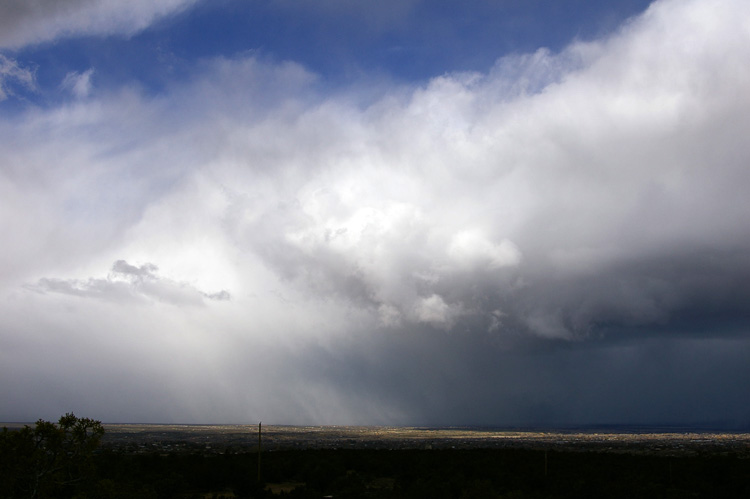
[414,294,454,327]
[447,230,521,270]
[6,0,750,339]
[0,54,35,100]
[61,68,95,98]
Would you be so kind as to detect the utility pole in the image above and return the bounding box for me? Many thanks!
[257,422,262,483]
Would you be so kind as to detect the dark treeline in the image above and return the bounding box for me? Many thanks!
[91,448,750,498]
[2,417,750,498]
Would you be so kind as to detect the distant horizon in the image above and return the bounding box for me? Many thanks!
[4,420,749,434]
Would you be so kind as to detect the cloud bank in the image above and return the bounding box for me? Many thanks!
[1,0,750,426]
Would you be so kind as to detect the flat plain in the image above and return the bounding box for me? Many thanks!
[4,422,750,497]
[88,423,750,455]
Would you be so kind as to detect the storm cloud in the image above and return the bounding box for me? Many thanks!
[1,0,750,426]
[0,0,197,48]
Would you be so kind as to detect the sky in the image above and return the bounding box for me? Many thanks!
[1,0,750,429]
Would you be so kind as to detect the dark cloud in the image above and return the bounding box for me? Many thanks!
[31,260,230,306]
[0,0,198,48]
[282,324,750,428]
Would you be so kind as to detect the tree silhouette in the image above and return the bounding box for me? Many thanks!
[0,413,104,498]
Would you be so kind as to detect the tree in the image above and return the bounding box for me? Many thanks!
[0,413,104,498]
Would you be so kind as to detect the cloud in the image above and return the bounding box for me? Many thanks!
[61,68,95,98]
[448,230,521,270]
[0,54,35,100]
[7,0,750,339]
[0,0,198,49]
[2,0,750,425]
[31,260,230,306]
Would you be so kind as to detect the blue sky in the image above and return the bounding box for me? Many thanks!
[2,0,750,428]
[5,1,651,104]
